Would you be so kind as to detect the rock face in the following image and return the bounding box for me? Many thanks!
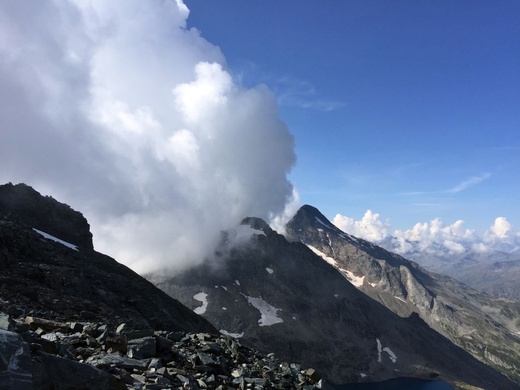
[0,214,215,333]
[154,218,517,388]
[0,183,93,249]
[285,205,520,385]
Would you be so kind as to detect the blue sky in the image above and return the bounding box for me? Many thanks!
[185,1,520,232]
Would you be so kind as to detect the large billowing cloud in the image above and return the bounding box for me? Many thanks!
[333,212,520,257]
[0,0,296,273]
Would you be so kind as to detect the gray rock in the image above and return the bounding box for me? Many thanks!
[32,352,126,390]
[86,353,147,370]
[0,330,32,390]
[127,336,157,359]
[0,312,14,331]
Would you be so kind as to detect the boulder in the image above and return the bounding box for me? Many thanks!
[0,330,32,390]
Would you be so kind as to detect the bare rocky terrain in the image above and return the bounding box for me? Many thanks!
[155,217,518,389]
[285,205,520,385]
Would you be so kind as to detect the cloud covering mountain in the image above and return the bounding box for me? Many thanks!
[0,0,296,273]
[333,211,520,258]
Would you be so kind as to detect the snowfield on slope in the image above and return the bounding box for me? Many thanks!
[242,294,284,326]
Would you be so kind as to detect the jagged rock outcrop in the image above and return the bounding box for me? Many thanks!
[0,183,93,249]
[285,205,520,385]
[154,218,517,389]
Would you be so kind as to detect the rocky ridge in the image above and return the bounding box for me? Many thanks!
[285,205,520,385]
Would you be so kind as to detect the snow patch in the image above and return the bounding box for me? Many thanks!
[242,294,284,326]
[222,307,227,310]
[334,294,340,298]
[193,292,208,315]
[266,267,274,274]
[360,373,367,378]
[394,296,406,303]
[306,244,337,266]
[368,282,378,287]
[220,329,244,338]
[317,228,324,232]
[33,228,78,251]
[221,286,228,291]
[340,269,365,287]
[383,347,397,363]
[234,280,241,286]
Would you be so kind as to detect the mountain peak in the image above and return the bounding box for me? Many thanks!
[291,204,339,232]
[0,182,94,249]
[240,216,273,235]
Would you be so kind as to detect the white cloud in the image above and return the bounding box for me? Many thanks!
[0,0,295,274]
[333,211,520,258]
[489,217,512,239]
[333,210,390,242]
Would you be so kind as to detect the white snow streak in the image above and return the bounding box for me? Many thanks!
[220,329,244,338]
[33,228,78,251]
[315,217,332,229]
[383,347,397,363]
[193,292,208,315]
[306,244,337,266]
[266,267,274,274]
[306,244,366,287]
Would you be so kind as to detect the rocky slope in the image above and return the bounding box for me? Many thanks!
[0,184,327,390]
[285,205,520,385]
[154,218,517,389]
[1,315,324,390]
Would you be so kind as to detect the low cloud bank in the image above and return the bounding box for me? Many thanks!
[333,212,520,257]
[0,1,295,273]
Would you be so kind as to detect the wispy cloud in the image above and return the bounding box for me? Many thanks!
[446,173,491,194]
[273,76,345,112]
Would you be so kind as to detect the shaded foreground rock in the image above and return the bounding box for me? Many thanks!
[0,329,32,390]
[3,313,326,390]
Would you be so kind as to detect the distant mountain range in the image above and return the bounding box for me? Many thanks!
[1,183,519,389]
[375,237,520,301]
